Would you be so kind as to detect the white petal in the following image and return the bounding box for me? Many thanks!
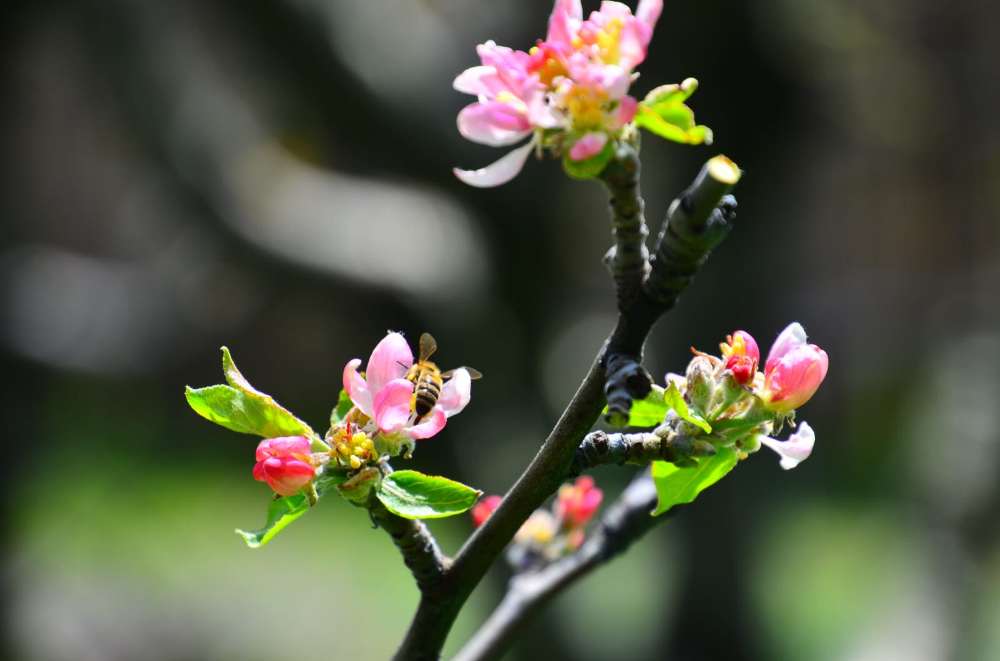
[758,421,815,470]
[437,368,472,417]
[454,141,535,188]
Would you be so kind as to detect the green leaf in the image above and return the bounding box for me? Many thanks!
[330,389,354,426]
[185,347,315,439]
[635,106,713,145]
[375,470,482,519]
[236,473,345,548]
[663,383,712,434]
[602,384,668,427]
[651,447,739,516]
[562,137,615,180]
[643,78,699,106]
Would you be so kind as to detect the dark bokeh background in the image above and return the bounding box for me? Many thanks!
[4,1,1000,660]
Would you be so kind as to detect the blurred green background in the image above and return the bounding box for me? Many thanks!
[3,0,999,660]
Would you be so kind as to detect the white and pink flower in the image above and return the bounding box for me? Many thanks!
[454,0,663,187]
[760,323,829,413]
[253,436,316,496]
[342,332,472,442]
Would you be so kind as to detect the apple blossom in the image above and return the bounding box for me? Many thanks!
[253,436,315,497]
[722,330,760,385]
[453,0,665,187]
[760,323,829,413]
[471,495,503,528]
[553,475,603,528]
[342,332,473,443]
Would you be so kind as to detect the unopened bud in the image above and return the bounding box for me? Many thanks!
[685,355,717,415]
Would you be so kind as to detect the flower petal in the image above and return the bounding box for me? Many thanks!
[367,333,413,395]
[548,0,584,46]
[759,422,815,470]
[457,102,532,146]
[437,368,472,417]
[636,0,663,28]
[765,322,808,373]
[454,65,503,96]
[568,132,609,161]
[406,408,447,439]
[454,140,535,188]
[256,436,311,461]
[373,378,414,433]
[343,358,374,418]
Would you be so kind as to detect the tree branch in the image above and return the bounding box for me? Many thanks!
[391,155,740,661]
[570,429,717,476]
[366,491,450,594]
[450,469,667,661]
[600,140,649,311]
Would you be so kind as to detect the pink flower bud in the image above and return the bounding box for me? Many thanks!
[761,323,828,413]
[554,476,603,528]
[253,436,315,497]
[724,330,759,385]
[471,495,503,528]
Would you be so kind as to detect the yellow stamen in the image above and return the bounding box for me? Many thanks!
[349,455,362,469]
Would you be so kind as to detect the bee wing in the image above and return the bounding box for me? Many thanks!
[441,367,483,380]
[418,333,438,362]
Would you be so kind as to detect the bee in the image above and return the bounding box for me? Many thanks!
[407,333,482,422]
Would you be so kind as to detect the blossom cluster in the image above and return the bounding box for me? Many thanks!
[669,322,828,469]
[472,476,604,570]
[454,0,676,187]
[252,333,474,498]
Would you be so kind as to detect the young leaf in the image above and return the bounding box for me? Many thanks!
[236,473,345,548]
[602,384,668,426]
[375,470,482,519]
[185,347,316,439]
[643,78,699,106]
[664,383,712,434]
[185,385,313,439]
[635,106,713,145]
[650,447,739,516]
[330,388,354,426]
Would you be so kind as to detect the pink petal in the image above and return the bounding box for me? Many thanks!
[616,18,653,69]
[457,102,532,147]
[406,408,447,439]
[476,42,533,96]
[636,0,663,29]
[588,64,631,98]
[766,346,829,412]
[759,422,815,470]
[261,457,315,496]
[524,86,563,129]
[256,436,311,461]
[437,368,472,417]
[765,322,808,373]
[547,0,584,46]
[373,378,414,433]
[569,132,608,161]
[367,333,413,395]
[596,2,634,21]
[611,95,638,127]
[343,358,375,418]
[454,65,503,96]
[454,140,535,188]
